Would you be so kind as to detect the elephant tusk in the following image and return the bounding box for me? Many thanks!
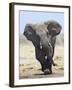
[45,55,47,59]
[48,42,52,48]
[40,42,42,49]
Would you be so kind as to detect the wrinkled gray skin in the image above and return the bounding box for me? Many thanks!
[23,21,62,75]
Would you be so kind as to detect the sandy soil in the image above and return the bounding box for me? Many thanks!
[19,42,64,79]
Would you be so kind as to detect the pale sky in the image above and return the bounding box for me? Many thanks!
[19,10,64,34]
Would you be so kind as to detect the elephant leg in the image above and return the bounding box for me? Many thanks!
[35,47,41,60]
[49,60,52,74]
[35,47,45,71]
[51,38,57,66]
[51,47,57,66]
[39,62,44,72]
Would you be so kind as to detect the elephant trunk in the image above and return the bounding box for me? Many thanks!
[40,36,53,58]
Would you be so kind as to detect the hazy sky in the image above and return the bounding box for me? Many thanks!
[19,10,64,34]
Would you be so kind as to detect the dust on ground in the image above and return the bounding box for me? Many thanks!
[19,42,64,79]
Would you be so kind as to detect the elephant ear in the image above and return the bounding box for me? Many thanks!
[24,24,35,41]
[45,21,62,36]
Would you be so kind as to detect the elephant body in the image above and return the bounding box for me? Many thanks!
[23,21,62,74]
[35,36,56,74]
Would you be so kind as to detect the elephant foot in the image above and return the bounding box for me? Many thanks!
[52,61,57,66]
[53,63,57,66]
[44,69,52,75]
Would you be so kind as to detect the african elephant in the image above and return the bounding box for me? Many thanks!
[23,21,62,75]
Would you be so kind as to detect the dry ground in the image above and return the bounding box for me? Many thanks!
[19,42,64,79]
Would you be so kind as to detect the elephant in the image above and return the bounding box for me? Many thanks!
[23,20,62,75]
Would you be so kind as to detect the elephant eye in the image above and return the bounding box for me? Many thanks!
[47,32,49,35]
[47,32,49,38]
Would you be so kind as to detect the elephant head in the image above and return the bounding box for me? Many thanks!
[23,21,62,74]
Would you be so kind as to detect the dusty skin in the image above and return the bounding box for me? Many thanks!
[19,38,64,79]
